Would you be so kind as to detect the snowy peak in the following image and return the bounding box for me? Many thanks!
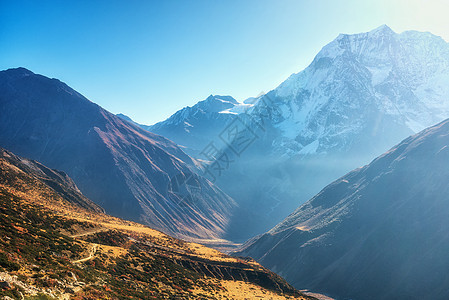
[368,24,394,35]
[260,25,449,157]
[196,95,239,113]
[151,95,242,128]
[316,25,448,69]
[336,24,394,40]
[314,25,396,62]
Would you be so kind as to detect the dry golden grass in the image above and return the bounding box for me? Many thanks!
[70,215,245,264]
[98,244,128,258]
[190,279,311,300]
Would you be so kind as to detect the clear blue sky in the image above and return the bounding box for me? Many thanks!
[1,0,448,124]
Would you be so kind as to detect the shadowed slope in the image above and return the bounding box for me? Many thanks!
[0,67,237,240]
[236,118,449,300]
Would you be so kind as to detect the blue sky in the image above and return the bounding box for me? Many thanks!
[1,0,448,124]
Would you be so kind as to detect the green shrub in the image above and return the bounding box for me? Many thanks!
[0,252,20,271]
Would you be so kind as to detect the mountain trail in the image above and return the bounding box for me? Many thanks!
[72,244,98,264]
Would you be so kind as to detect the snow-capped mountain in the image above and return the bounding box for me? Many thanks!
[261,24,449,157]
[145,25,449,240]
[149,95,253,156]
[150,25,449,160]
[235,118,449,300]
[246,25,449,234]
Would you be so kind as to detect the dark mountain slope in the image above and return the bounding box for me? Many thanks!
[0,67,237,240]
[0,147,102,213]
[236,118,449,300]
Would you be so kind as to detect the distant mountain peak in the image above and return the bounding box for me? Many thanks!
[116,113,134,122]
[151,94,241,128]
[368,24,395,35]
[198,95,240,112]
[2,67,35,78]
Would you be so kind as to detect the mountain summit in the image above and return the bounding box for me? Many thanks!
[150,95,251,156]
[268,25,449,156]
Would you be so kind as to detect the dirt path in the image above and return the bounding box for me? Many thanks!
[70,228,108,238]
[72,244,98,264]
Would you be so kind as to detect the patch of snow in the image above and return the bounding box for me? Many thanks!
[299,140,320,155]
[366,66,391,86]
[224,103,254,114]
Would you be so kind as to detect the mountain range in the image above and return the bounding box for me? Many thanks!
[137,25,449,239]
[0,67,238,242]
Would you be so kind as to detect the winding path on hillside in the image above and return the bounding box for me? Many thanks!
[72,244,98,264]
[70,228,108,238]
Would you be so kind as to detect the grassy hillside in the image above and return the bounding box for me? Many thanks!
[0,149,314,300]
